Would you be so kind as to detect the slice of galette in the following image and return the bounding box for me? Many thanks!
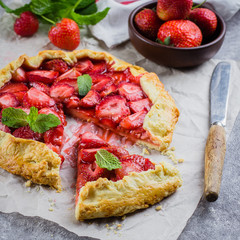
[75,132,182,220]
[0,49,179,190]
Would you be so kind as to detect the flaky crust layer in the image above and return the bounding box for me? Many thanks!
[0,131,61,191]
[75,162,182,220]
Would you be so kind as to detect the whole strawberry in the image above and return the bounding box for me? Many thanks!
[134,9,162,40]
[188,8,217,39]
[157,20,202,48]
[157,0,193,21]
[14,11,39,37]
[48,18,80,51]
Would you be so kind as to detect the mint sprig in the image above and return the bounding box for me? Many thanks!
[77,74,92,97]
[0,0,110,26]
[1,107,61,133]
[95,149,122,171]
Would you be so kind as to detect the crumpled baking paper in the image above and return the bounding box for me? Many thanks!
[0,4,240,240]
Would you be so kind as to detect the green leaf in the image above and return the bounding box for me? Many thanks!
[71,7,110,25]
[0,1,31,15]
[27,107,39,129]
[76,3,97,15]
[30,113,61,133]
[75,0,95,10]
[77,74,92,97]
[95,149,122,171]
[163,36,171,45]
[1,107,28,128]
[30,0,52,15]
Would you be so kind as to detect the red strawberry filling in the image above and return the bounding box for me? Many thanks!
[0,57,153,166]
[76,132,155,195]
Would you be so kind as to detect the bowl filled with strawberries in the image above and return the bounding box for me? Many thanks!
[128,0,226,68]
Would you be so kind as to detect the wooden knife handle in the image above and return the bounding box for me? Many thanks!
[204,124,226,202]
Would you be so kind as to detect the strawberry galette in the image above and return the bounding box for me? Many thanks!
[76,132,182,220]
[0,50,180,219]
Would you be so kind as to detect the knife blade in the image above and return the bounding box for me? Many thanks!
[204,62,231,202]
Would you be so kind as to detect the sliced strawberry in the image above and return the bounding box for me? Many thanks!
[115,161,142,180]
[78,148,105,163]
[42,59,69,74]
[121,154,155,171]
[74,59,93,73]
[27,70,59,84]
[100,83,117,98]
[120,110,147,130]
[99,118,117,128]
[67,108,95,121]
[77,162,109,191]
[50,83,75,101]
[46,143,61,154]
[29,82,50,95]
[56,79,78,93]
[64,96,81,109]
[13,91,26,104]
[118,82,144,101]
[79,132,109,149]
[12,68,27,82]
[0,93,19,108]
[124,68,141,84]
[92,77,113,92]
[39,107,63,124]
[12,126,43,141]
[23,87,55,109]
[80,90,101,108]
[90,74,111,84]
[0,83,28,94]
[129,98,151,113]
[89,61,107,74]
[57,68,81,81]
[108,71,127,84]
[44,125,64,147]
[96,95,130,124]
[107,146,129,159]
[0,122,11,133]
[54,106,66,126]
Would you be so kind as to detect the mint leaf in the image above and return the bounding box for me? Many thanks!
[1,107,28,128]
[0,1,31,15]
[1,107,60,133]
[27,107,39,130]
[71,7,110,25]
[77,74,92,97]
[95,149,122,171]
[31,113,61,133]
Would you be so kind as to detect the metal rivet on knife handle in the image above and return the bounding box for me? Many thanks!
[204,124,226,202]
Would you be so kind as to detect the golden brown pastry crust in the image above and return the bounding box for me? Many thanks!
[0,131,61,191]
[75,162,182,220]
[0,49,179,189]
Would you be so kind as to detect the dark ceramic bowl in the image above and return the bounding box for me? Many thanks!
[128,1,226,68]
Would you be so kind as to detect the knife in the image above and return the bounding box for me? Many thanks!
[204,62,231,202]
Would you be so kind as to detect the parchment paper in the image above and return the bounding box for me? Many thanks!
[0,13,240,240]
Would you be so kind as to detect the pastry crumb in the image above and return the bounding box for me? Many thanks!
[114,230,118,234]
[116,224,122,230]
[161,148,178,164]
[48,207,54,212]
[178,158,184,163]
[155,205,162,211]
[25,180,32,187]
[121,215,126,220]
[170,147,175,151]
[36,186,40,192]
[68,207,72,210]
[142,147,150,155]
